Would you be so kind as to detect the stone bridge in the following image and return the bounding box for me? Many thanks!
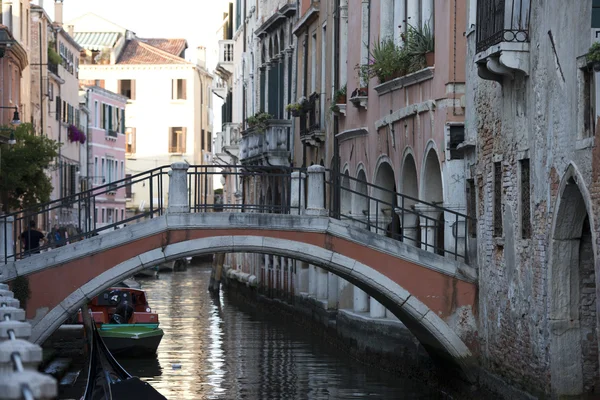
[0,163,479,380]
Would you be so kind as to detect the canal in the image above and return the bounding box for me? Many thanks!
[61,265,450,399]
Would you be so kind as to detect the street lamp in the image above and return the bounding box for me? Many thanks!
[0,106,21,145]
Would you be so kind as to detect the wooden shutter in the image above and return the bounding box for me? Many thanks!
[180,127,187,153]
[120,109,125,133]
[131,80,136,100]
[108,105,113,131]
[181,79,187,99]
[126,128,136,154]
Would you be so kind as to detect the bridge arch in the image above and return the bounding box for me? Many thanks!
[29,234,475,380]
[401,151,420,247]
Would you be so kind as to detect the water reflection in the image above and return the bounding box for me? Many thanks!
[63,266,446,399]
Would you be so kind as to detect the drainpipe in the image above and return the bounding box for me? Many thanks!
[333,0,341,218]
[39,21,43,135]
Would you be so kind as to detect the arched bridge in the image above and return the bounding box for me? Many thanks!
[0,163,478,379]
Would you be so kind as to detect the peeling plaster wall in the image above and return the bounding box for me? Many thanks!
[466,0,599,395]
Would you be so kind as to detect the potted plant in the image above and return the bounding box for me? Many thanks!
[405,23,435,71]
[286,102,303,116]
[334,85,347,104]
[368,38,410,83]
[330,103,340,114]
[67,125,86,144]
[588,42,600,71]
[48,43,62,66]
[246,112,273,133]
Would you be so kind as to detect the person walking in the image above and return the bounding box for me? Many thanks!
[20,220,46,257]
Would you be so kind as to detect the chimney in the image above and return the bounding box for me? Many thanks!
[54,0,63,26]
[197,46,206,69]
[67,24,74,37]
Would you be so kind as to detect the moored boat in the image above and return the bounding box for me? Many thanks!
[81,314,166,400]
[78,288,163,355]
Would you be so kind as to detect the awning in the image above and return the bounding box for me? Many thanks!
[73,32,120,51]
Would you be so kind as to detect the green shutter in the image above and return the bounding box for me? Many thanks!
[108,105,113,131]
[121,109,125,133]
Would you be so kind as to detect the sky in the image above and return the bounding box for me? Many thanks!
[43,0,228,70]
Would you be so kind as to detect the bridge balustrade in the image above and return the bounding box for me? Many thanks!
[0,163,475,264]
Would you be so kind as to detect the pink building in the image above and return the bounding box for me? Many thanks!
[80,85,128,228]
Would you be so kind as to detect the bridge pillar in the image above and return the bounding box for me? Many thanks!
[297,262,309,293]
[308,265,318,296]
[370,298,386,318]
[327,272,339,309]
[168,162,190,213]
[0,216,13,262]
[306,165,327,216]
[414,204,442,254]
[290,171,306,212]
[353,286,369,313]
[316,267,328,300]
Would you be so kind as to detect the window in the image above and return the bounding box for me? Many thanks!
[236,0,242,30]
[494,162,503,237]
[120,161,124,179]
[125,174,132,198]
[582,67,595,138]
[466,179,477,238]
[118,79,136,100]
[125,128,136,154]
[520,159,531,239]
[95,80,105,88]
[311,33,317,93]
[120,109,126,133]
[172,79,187,100]
[201,128,205,150]
[94,208,98,223]
[207,132,212,152]
[101,158,105,183]
[169,127,187,153]
[101,104,106,129]
[121,209,124,221]
[107,159,114,183]
[94,157,98,184]
[107,208,113,224]
[102,208,105,224]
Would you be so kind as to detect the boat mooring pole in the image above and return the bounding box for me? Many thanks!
[81,304,93,352]
[208,253,225,294]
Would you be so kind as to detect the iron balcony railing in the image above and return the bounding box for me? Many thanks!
[476,0,531,54]
[0,165,475,264]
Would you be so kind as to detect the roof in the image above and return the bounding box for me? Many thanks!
[73,32,121,51]
[117,39,190,65]
[138,38,187,57]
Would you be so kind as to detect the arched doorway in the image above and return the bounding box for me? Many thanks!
[352,168,369,230]
[400,153,419,246]
[549,171,598,396]
[373,161,399,239]
[420,148,443,253]
[341,170,352,219]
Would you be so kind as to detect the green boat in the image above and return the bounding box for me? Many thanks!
[99,324,164,356]
[81,288,164,356]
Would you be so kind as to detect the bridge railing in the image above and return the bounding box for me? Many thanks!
[323,168,475,263]
[0,166,169,263]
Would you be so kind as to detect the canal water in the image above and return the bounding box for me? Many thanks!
[61,266,451,399]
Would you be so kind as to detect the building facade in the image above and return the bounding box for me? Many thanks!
[466,0,600,397]
[80,85,127,230]
[69,13,214,216]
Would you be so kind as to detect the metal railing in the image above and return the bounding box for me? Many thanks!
[187,165,304,214]
[0,166,168,263]
[325,169,474,262]
[0,165,474,264]
[476,0,531,53]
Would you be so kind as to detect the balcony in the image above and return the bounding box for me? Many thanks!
[215,122,241,164]
[216,40,234,80]
[475,0,530,82]
[106,129,118,140]
[212,79,227,99]
[240,120,291,167]
[299,93,324,146]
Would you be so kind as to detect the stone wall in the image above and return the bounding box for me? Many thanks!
[466,0,599,396]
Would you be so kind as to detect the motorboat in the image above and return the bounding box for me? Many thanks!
[78,288,163,355]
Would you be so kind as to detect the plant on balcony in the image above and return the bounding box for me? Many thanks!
[334,85,347,104]
[48,43,62,66]
[405,23,435,71]
[588,42,600,71]
[67,124,86,144]
[246,112,273,133]
[286,102,304,117]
